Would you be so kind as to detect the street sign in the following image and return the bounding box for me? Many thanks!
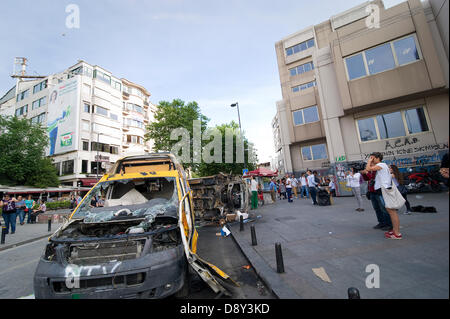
[243,169,249,176]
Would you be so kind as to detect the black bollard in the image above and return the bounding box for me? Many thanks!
[275,243,285,273]
[250,225,257,246]
[348,287,360,299]
[240,215,244,232]
[48,217,52,232]
[1,226,6,245]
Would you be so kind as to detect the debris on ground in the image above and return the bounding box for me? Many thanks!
[241,265,251,270]
[312,267,332,283]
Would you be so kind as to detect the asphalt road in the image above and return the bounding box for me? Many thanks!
[0,225,274,299]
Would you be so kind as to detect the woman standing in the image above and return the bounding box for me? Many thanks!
[390,165,412,215]
[24,195,35,224]
[347,168,364,212]
[365,152,403,240]
[280,179,287,200]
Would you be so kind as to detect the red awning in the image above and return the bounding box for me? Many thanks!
[80,179,100,186]
[247,167,278,177]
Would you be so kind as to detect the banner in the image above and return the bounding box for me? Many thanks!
[46,76,80,156]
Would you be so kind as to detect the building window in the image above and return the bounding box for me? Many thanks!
[356,106,430,142]
[32,96,47,110]
[301,144,327,161]
[95,105,108,116]
[286,38,315,56]
[16,89,29,102]
[94,70,111,84]
[365,43,396,75]
[62,160,74,175]
[292,80,316,93]
[53,162,61,176]
[82,120,90,131]
[82,140,89,151]
[81,160,89,174]
[125,118,144,129]
[33,80,47,94]
[110,146,119,154]
[289,62,314,76]
[110,113,118,121]
[393,35,420,66]
[357,118,378,142]
[31,113,46,124]
[15,105,28,117]
[126,103,144,114]
[344,34,422,81]
[84,103,90,113]
[292,105,319,126]
[112,80,122,91]
[404,107,428,134]
[376,111,406,139]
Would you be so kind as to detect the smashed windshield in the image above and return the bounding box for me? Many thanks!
[73,177,178,223]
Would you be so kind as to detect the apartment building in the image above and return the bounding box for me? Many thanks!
[273,0,449,195]
[0,60,156,187]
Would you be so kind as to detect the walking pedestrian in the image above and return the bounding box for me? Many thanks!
[1,194,17,234]
[24,195,35,224]
[286,174,293,203]
[307,170,318,205]
[300,173,309,199]
[291,175,299,199]
[269,179,277,203]
[279,179,287,200]
[361,169,392,231]
[365,152,402,239]
[328,178,336,197]
[69,194,77,210]
[250,176,258,210]
[16,195,27,225]
[347,168,364,212]
[390,165,412,215]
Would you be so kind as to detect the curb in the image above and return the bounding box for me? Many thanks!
[0,234,50,252]
[229,223,300,299]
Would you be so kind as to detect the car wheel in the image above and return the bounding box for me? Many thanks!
[174,265,190,298]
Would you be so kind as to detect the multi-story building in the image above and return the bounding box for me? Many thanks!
[273,0,449,195]
[0,60,156,187]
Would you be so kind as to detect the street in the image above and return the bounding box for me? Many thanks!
[0,224,274,299]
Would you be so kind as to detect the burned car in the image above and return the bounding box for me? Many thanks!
[33,153,233,299]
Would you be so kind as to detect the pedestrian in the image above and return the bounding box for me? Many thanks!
[279,179,287,200]
[90,195,98,208]
[440,147,449,190]
[250,176,258,210]
[257,184,265,206]
[300,173,309,199]
[347,167,364,212]
[361,169,392,231]
[15,195,27,225]
[31,200,47,224]
[0,194,17,234]
[390,165,412,215]
[69,194,77,210]
[291,175,299,199]
[269,179,277,203]
[307,170,318,205]
[97,196,105,207]
[76,193,83,206]
[286,174,293,203]
[365,152,402,239]
[328,178,336,197]
[24,195,35,224]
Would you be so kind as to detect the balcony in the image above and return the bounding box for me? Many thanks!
[122,91,130,100]
[122,124,130,131]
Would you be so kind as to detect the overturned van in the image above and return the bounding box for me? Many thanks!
[33,153,234,299]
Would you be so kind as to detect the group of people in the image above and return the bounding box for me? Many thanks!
[267,171,336,205]
[0,194,47,234]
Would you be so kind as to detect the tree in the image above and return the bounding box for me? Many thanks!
[0,116,59,187]
[196,121,258,176]
[144,99,209,170]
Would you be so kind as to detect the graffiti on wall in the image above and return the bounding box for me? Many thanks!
[363,143,448,160]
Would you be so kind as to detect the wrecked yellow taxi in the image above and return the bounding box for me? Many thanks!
[33,153,234,299]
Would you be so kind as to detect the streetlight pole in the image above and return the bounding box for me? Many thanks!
[231,102,247,170]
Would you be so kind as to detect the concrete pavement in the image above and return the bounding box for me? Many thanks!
[230,192,449,299]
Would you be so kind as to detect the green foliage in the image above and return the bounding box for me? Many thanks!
[0,116,59,188]
[45,200,71,210]
[145,99,209,170]
[196,121,258,177]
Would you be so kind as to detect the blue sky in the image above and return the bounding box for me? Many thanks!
[0,0,403,162]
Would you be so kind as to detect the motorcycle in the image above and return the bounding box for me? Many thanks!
[406,169,442,193]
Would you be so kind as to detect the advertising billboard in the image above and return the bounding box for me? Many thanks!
[46,76,80,156]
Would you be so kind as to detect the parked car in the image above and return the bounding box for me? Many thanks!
[33,153,233,299]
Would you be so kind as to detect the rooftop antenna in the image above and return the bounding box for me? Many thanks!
[11,57,46,80]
